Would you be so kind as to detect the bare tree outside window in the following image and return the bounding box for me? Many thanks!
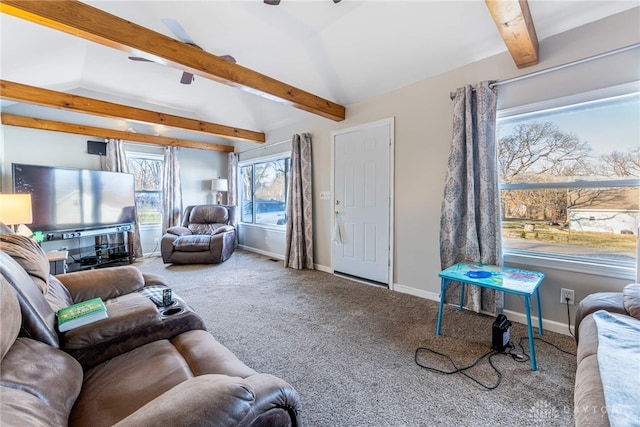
[498,91,639,268]
[127,155,163,226]
[240,157,291,227]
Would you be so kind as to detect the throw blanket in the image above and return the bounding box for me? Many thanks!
[593,310,640,427]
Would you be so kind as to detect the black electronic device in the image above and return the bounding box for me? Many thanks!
[12,163,136,238]
[492,314,512,352]
[87,140,107,156]
[80,255,101,266]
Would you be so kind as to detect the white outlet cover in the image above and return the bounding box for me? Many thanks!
[320,191,330,200]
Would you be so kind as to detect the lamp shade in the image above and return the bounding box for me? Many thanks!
[0,194,33,225]
[211,178,228,192]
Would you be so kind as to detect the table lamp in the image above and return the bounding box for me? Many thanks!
[0,193,33,235]
[211,178,228,205]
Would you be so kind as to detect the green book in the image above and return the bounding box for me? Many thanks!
[57,298,108,332]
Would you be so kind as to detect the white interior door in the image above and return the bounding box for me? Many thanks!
[333,119,392,285]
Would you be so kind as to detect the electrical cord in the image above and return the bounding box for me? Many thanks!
[514,335,576,358]
[414,346,522,390]
[415,328,576,390]
[565,297,576,338]
[145,241,159,258]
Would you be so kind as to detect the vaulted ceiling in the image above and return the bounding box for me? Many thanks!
[1,1,637,151]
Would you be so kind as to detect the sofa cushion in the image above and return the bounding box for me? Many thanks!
[45,275,74,313]
[1,337,83,427]
[623,283,640,320]
[71,338,201,426]
[1,280,21,360]
[172,235,211,251]
[0,252,59,348]
[112,375,255,427]
[0,233,50,294]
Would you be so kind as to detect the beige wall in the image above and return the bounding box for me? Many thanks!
[239,8,640,330]
[1,8,638,331]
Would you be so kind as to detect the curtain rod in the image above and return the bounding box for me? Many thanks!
[490,43,639,88]
[239,139,291,155]
[450,43,640,99]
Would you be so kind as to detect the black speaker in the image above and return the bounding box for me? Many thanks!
[87,140,107,155]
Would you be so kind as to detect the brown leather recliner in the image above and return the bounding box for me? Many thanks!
[0,231,302,426]
[161,205,237,264]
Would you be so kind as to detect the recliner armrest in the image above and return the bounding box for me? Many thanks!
[56,266,145,303]
[166,226,192,237]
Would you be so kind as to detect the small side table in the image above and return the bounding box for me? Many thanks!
[47,250,68,275]
[436,262,545,371]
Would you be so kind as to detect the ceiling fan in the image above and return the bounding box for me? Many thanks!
[128,18,236,85]
[264,0,341,4]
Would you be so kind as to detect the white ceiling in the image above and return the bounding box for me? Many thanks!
[1,0,637,147]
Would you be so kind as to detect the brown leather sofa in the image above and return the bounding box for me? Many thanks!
[0,232,206,369]
[161,204,237,264]
[0,232,302,426]
[574,283,640,427]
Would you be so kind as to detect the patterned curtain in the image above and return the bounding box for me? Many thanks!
[105,138,143,258]
[440,81,503,314]
[227,152,239,206]
[162,146,183,232]
[285,133,314,270]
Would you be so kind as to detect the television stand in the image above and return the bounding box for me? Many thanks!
[66,230,134,273]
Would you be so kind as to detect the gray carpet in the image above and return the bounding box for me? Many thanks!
[136,250,577,426]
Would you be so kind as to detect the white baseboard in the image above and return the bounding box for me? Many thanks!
[393,283,440,301]
[393,284,574,336]
[235,252,576,337]
[238,245,284,261]
[314,264,332,273]
[502,308,574,336]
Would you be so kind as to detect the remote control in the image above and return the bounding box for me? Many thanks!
[162,288,173,307]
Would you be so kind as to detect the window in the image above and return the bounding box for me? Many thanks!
[497,85,639,277]
[127,153,163,226]
[239,156,290,227]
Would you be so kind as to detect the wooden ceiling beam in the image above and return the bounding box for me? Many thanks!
[1,114,234,153]
[485,0,539,68]
[0,80,265,143]
[0,0,346,121]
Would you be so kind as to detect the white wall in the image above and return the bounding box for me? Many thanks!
[237,8,640,330]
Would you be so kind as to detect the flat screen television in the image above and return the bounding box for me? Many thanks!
[12,163,136,235]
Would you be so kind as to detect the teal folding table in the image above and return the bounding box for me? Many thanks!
[436,262,545,371]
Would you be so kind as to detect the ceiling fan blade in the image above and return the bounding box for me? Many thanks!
[180,72,194,85]
[128,56,155,62]
[161,18,197,45]
[264,0,281,4]
[333,0,342,3]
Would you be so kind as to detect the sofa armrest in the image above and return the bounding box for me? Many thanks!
[623,283,640,319]
[575,292,625,343]
[243,373,303,426]
[166,226,192,237]
[113,375,255,427]
[56,266,145,303]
